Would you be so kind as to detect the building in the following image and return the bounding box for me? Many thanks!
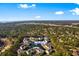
[17,35,54,56]
[34,41,47,45]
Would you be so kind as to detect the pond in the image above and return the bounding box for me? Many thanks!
[0,40,4,47]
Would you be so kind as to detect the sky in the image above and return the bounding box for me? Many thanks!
[0,3,79,22]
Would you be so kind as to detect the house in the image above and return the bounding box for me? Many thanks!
[41,42,54,54]
[22,36,49,45]
[32,47,44,55]
[41,44,49,50]
[25,51,29,55]
[17,49,23,56]
[23,38,29,45]
[44,36,49,41]
[20,45,26,50]
[27,48,36,55]
[70,49,79,56]
[45,50,49,55]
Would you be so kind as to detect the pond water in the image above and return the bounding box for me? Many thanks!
[0,40,4,47]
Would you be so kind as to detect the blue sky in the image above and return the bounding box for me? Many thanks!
[0,3,79,22]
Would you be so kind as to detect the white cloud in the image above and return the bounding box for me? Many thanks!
[75,3,79,5]
[75,1,79,5]
[70,8,79,15]
[19,4,36,9]
[55,11,64,15]
[35,16,41,19]
[19,4,29,8]
[31,4,36,7]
